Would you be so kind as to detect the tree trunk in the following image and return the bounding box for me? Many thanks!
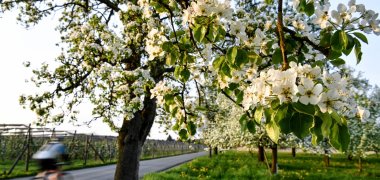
[258,145,265,162]
[114,96,156,180]
[347,154,353,161]
[209,145,212,158]
[358,157,363,172]
[323,154,330,167]
[213,146,218,155]
[291,147,296,158]
[271,144,278,174]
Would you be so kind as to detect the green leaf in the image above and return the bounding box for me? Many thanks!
[271,99,280,109]
[227,47,238,63]
[248,51,262,65]
[194,16,209,25]
[290,112,314,139]
[339,30,348,49]
[170,106,178,117]
[319,112,332,137]
[221,62,232,77]
[330,110,344,125]
[331,30,343,52]
[166,53,177,66]
[353,32,368,44]
[212,56,225,71]
[354,39,363,64]
[195,106,208,111]
[342,34,355,55]
[170,30,185,38]
[264,108,272,124]
[278,109,293,134]
[239,114,248,132]
[235,89,244,104]
[247,120,256,134]
[330,123,350,152]
[310,116,323,145]
[179,129,188,140]
[272,48,282,65]
[193,25,207,42]
[328,50,342,59]
[174,66,182,79]
[254,106,263,124]
[187,121,197,136]
[330,58,345,67]
[320,32,332,47]
[180,68,191,82]
[271,104,288,123]
[304,1,315,16]
[292,102,315,116]
[235,49,249,68]
[206,25,218,42]
[164,94,175,104]
[162,42,173,52]
[228,83,239,91]
[266,121,280,143]
[172,123,179,131]
[215,25,226,42]
[265,0,274,4]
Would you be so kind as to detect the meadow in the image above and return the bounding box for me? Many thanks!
[144,151,380,180]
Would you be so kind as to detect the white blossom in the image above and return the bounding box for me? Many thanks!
[298,78,323,105]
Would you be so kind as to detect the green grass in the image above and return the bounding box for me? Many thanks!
[144,151,380,180]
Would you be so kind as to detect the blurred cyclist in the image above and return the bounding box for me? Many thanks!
[32,137,69,180]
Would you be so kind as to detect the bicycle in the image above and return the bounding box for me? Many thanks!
[32,162,74,180]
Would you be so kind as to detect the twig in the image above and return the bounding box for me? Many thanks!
[276,0,289,70]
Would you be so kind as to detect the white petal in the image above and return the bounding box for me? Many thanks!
[331,10,339,19]
[309,96,320,105]
[313,84,323,95]
[338,3,347,12]
[299,96,310,105]
[298,85,305,95]
[303,78,314,89]
[318,102,327,113]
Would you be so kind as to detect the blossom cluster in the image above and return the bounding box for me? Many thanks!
[95,66,155,120]
[150,81,174,106]
[293,0,380,35]
[241,62,355,115]
[183,0,249,43]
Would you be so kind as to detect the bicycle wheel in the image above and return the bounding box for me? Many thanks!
[60,172,74,180]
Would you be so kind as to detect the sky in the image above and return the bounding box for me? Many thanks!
[0,0,379,138]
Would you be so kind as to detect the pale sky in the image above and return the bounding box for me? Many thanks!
[0,1,379,137]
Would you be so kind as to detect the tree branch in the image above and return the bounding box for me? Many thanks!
[283,27,330,57]
[221,90,243,108]
[276,0,288,70]
[158,0,179,43]
[96,0,120,12]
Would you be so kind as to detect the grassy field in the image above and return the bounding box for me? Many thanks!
[144,151,380,180]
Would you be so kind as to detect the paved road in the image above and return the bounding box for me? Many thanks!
[12,151,207,180]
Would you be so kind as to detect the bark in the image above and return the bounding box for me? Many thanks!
[114,96,157,180]
[348,154,353,161]
[209,145,212,158]
[213,146,218,155]
[271,144,278,174]
[291,147,296,158]
[258,145,265,162]
[358,157,363,172]
[323,155,330,167]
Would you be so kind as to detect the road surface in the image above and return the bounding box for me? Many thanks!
[12,151,207,180]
